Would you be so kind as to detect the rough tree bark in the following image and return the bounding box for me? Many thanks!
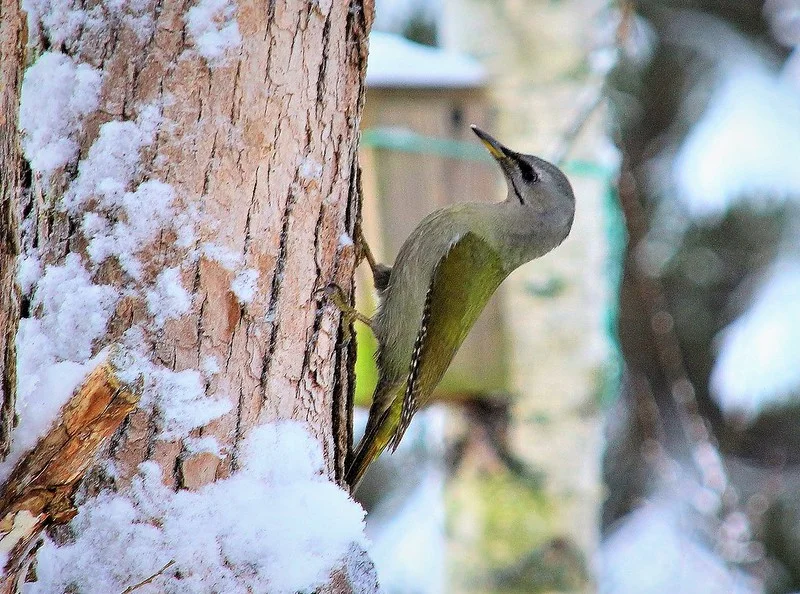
[0,0,24,460]
[1,0,375,590]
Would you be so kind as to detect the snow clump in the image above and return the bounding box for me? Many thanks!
[29,422,369,594]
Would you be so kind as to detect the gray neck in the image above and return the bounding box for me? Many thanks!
[484,197,574,272]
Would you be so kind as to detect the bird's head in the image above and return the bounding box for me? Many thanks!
[471,125,575,216]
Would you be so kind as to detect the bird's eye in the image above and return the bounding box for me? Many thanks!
[518,160,538,183]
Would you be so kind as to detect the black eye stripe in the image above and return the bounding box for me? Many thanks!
[518,159,538,183]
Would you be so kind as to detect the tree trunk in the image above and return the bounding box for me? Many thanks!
[0,0,24,461]
[1,0,375,591]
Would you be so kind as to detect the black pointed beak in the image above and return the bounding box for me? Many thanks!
[471,125,516,164]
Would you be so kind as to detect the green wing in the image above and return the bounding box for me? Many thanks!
[388,231,506,450]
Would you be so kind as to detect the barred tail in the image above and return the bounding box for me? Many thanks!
[346,383,402,492]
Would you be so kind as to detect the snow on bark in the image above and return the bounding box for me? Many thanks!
[18,51,101,182]
[27,422,369,594]
[0,254,117,482]
[22,0,155,48]
[230,268,259,304]
[185,0,242,63]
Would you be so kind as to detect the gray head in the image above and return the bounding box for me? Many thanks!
[471,126,575,216]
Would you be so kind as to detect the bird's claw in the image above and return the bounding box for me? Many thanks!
[318,282,373,331]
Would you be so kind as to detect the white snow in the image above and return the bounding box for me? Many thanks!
[711,261,800,419]
[22,0,89,47]
[146,268,192,329]
[0,255,118,481]
[299,156,323,182]
[338,232,354,247]
[18,51,102,182]
[231,268,259,304]
[147,366,230,439]
[115,327,231,440]
[366,31,485,88]
[185,0,242,63]
[23,0,155,48]
[673,67,800,218]
[183,436,223,457]
[63,105,161,214]
[201,355,221,377]
[600,501,759,594]
[201,242,244,270]
[85,180,176,279]
[16,254,42,296]
[29,254,119,361]
[0,347,106,484]
[29,422,369,594]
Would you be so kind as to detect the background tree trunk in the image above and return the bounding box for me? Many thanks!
[3,0,375,590]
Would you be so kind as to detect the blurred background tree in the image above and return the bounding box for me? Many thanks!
[357,0,800,592]
[604,1,800,593]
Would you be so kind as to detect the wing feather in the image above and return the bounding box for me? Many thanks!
[388,231,506,450]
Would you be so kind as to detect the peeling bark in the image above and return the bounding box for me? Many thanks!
[0,356,139,591]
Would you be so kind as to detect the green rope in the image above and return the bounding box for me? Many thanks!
[598,179,627,407]
[361,127,493,162]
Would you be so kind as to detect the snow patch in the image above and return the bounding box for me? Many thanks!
[63,105,161,214]
[299,156,323,182]
[23,0,155,47]
[146,268,192,329]
[231,268,259,304]
[146,367,227,439]
[19,51,102,181]
[2,255,118,481]
[16,254,42,296]
[117,332,231,440]
[711,261,800,419]
[29,423,369,594]
[85,180,176,279]
[201,355,221,377]
[673,68,800,218]
[366,31,485,88]
[22,0,89,47]
[185,0,242,64]
[338,232,354,247]
[0,346,106,483]
[31,254,119,361]
[183,436,223,457]
[201,242,244,270]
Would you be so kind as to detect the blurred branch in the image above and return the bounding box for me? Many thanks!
[120,560,175,594]
[551,0,639,166]
[552,90,605,167]
[616,162,762,572]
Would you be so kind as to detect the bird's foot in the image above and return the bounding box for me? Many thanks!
[355,225,391,292]
[319,283,374,336]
